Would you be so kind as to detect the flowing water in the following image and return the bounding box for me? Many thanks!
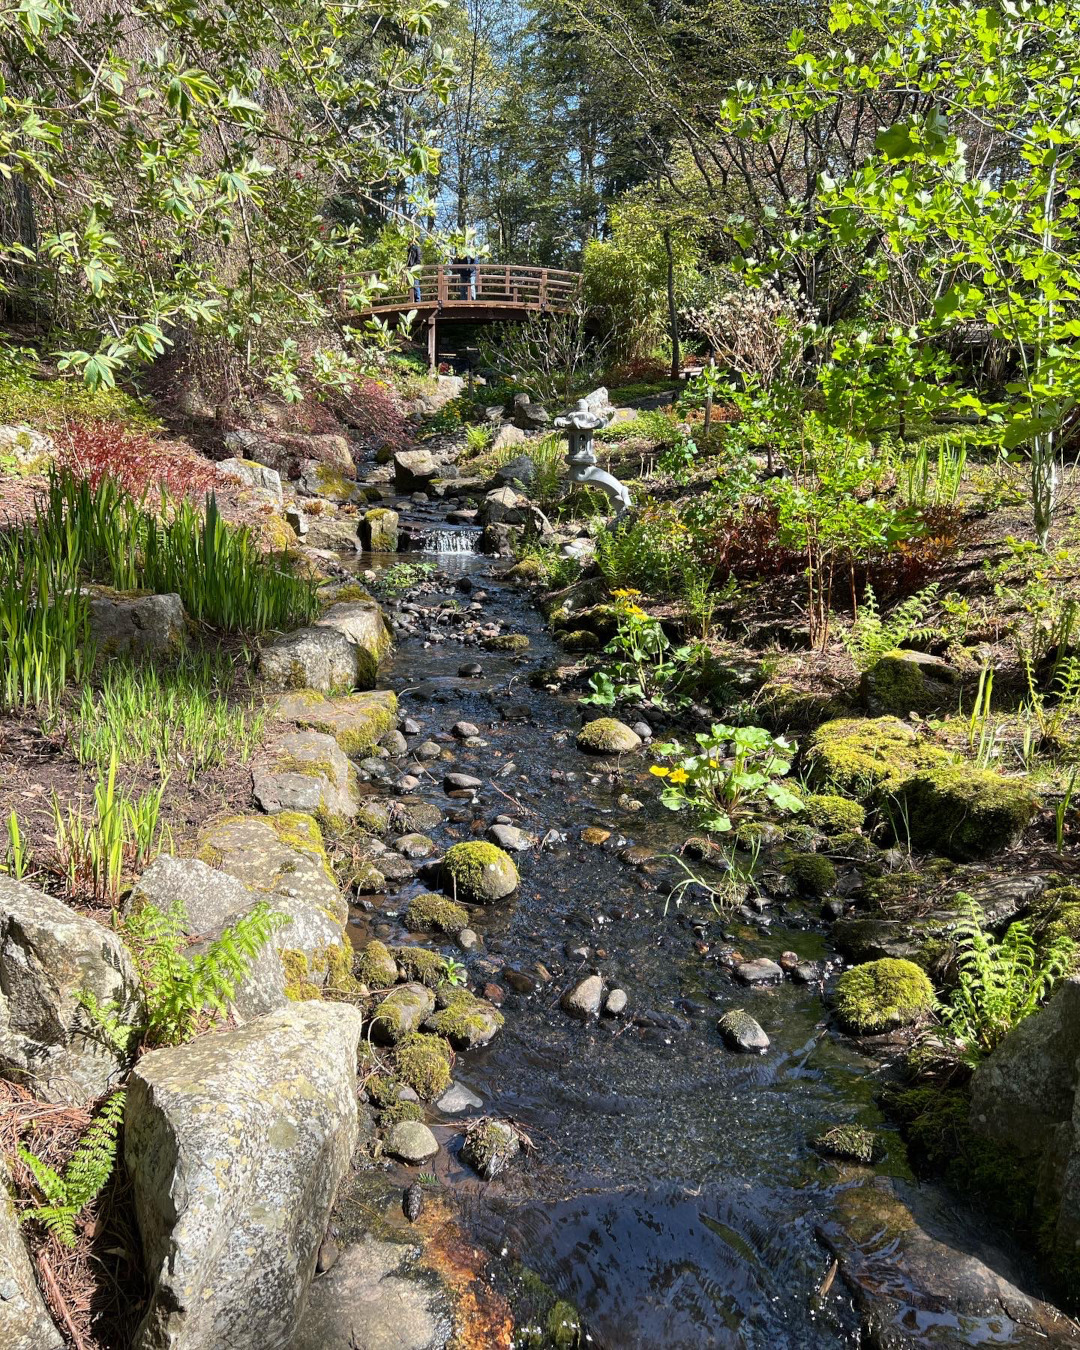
[340,498,1074,1349]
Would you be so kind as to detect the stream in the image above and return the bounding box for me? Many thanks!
[332,492,1075,1350]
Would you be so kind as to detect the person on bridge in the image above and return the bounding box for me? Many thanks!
[406,241,422,302]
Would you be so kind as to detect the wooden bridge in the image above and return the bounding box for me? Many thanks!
[359,263,582,371]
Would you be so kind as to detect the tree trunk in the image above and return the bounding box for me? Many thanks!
[664,229,679,381]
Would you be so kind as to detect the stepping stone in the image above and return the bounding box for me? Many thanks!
[385,1120,438,1163]
[435,1083,483,1114]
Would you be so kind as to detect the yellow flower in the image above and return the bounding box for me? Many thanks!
[707,758,720,769]
[669,767,689,784]
[611,588,642,598]
[649,765,669,777]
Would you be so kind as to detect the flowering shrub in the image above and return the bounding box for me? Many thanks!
[56,421,217,499]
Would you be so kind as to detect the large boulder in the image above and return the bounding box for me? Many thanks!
[478,485,524,527]
[0,877,142,1103]
[271,688,398,756]
[258,627,359,694]
[970,976,1080,1277]
[87,589,188,658]
[198,811,345,922]
[313,597,392,688]
[127,855,252,933]
[1,1163,64,1349]
[393,449,439,493]
[252,729,359,824]
[0,423,55,472]
[490,424,527,456]
[222,430,354,481]
[801,716,950,797]
[216,457,284,504]
[296,460,360,503]
[125,1002,363,1350]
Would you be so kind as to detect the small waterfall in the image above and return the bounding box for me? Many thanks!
[420,527,479,554]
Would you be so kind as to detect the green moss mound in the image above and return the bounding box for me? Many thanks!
[355,938,398,988]
[898,765,1039,861]
[558,629,600,653]
[391,945,449,988]
[404,892,469,935]
[833,958,935,1034]
[483,632,530,652]
[804,793,866,834]
[811,1123,883,1164]
[786,852,838,897]
[803,716,949,797]
[394,1032,452,1100]
[442,840,518,902]
[429,988,504,1047]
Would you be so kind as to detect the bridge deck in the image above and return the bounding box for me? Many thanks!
[360,263,581,320]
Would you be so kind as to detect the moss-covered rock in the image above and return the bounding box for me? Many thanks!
[360,507,399,553]
[461,1118,519,1179]
[786,852,838,897]
[811,1123,883,1164]
[482,632,530,652]
[576,718,641,754]
[898,765,1039,861]
[404,892,469,935]
[393,1032,452,1100]
[370,982,436,1043]
[1029,884,1080,950]
[804,793,866,835]
[557,629,600,653]
[391,945,449,988]
[505,557,545,583]
[802,716,950,797]
[428,988,504,1048]
[833,958,935,1034]
[354,939,398,988]
[860,649,958,717]
[271,688,399,757]
[442,841,518,902]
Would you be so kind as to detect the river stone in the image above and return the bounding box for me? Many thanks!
[393,449,439,492]
[286,1233,450,1350]
[272,688,398,757]
[415,740,442,760]
[461,1119,520,1179]
[452,721,480,739]
[442,841,518,902]
[561,974,604,1019]
[444,771,482,791]
[198,813,345,924]
[217,457,284,504]
[360,507,399,552]
[386,1120,439,1163]
[1,1162,64,1348]
[371,983,436,1043]
[0,877,142,1103]
[126,1002,362,1350]
[313,598,392,688]
[718,1009,770,1053]
[427,989,503,1049]
[253,730,359,822]
[393,833,435,859]
[380,729,408,756]
[258,626,362,694]
[604,988,628,1016]
[87,589,188,657]
[486,823,532,852]
[436,1082,483,1114]
[736,958,784,986]
[576,718,641,754]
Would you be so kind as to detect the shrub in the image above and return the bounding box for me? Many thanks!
[833,958,935,1034]
[56,420,216,499]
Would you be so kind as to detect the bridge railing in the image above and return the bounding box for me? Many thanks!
[365,263,582,314]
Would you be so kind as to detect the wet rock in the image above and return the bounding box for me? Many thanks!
[288,1233,451,1350]
[812,1124,882,1164]
[380,729,408,756]
[561,974,604,1019]
[461,1119,520,1178]
[126,1002,362,1350]
[0,877,142,1103]
[504,970,536,995]
[456,929,479,952]
[402,717,422,735]
[427,989,504,1048]
[718,1009,770,1053]
[444,771,482,791]
[371,984,436,1043]
[87,589,188,658]
[576,718,641,754]
[580,827,611,846]
[604,989,628,1016]
[1,1161,64,1348]
[415,739,442,760]
[436,1082,483,1114]
[452,720,480,739]
[793,961,825,984]
[393,833,435,860]
[459,662,483,677]
[385,1120,439,1163]
[486,823,532,852]
[735,958,784,986]
[482,632,530,652]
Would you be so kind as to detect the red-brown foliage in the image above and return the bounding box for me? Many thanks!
[56,421,217,499]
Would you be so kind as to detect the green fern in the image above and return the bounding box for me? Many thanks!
[76,988,138,1057]
[942,895,1076,1064]
[123,898,287,1045]
[840,583,941,671]
[19,1090,125,1247]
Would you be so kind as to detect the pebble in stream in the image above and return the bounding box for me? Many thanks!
[403,1183,424,1224]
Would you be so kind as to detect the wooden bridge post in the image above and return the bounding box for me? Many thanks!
[427,315,437,375]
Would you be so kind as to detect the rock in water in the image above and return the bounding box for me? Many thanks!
[461,1119,520,1179]
[561,974,604,1019]
[404,1183,424,1223]
[125,1002,362,1350]
[717,1009,770,1054]
[386,1120,438,1164]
